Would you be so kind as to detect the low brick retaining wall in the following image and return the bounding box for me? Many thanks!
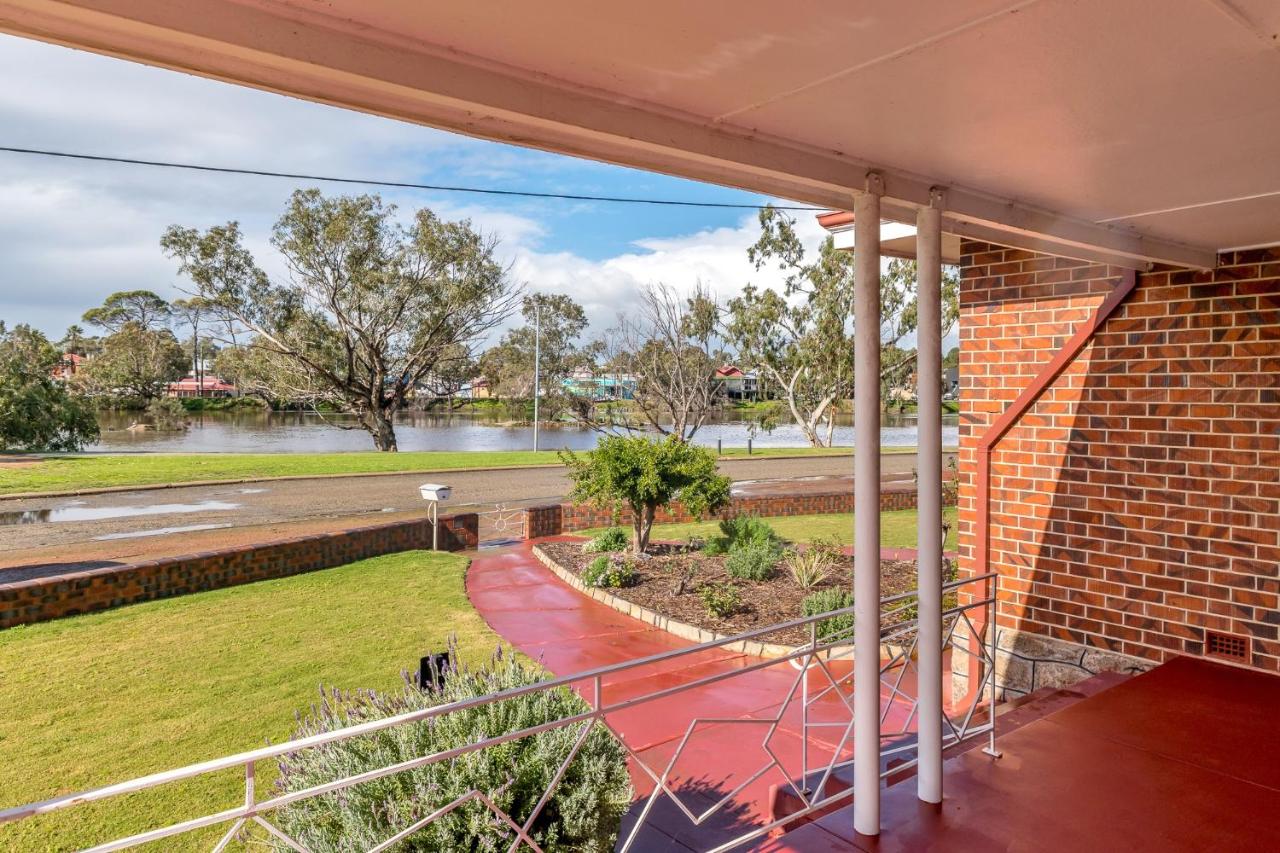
[1,479,949,630]
[0,513,477,630]
[525,478,947,537]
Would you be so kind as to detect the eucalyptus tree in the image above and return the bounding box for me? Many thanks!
[610,282,724,442]
[726,206,957,447]
[74,321,189,403]
[478,293,597,420]
[171,297,214,383]
[161,189,518,451]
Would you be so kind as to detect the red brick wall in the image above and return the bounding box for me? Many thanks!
[534,479,941,536]
[959,241,1280,672]
[0,512,478,629]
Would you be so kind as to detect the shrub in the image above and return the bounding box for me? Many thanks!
[783,538,840,589]
[705,514,779,555]
[561,435,731,555]
[581,554,638,589]
[802,588,854,642]
[700,582,740,618]
[271,645,632,852]
[582,527,629,554]
[145,396,188,432]
[0,324,100,452]
[724,538,782,581]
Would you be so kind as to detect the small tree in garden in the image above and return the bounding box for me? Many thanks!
[560,435,731,555]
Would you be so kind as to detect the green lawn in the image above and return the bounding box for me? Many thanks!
[584,506,958,551]
[0,551,497,851]
[0,446,874,495]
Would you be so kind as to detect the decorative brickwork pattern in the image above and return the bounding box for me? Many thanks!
[0,512,478,629]
[958,241,1280,673]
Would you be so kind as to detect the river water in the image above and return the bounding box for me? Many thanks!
[90,410,959,453]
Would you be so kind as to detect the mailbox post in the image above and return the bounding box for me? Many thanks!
[419,483,453,550]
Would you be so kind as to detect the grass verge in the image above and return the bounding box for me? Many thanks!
[581,506,958,552]
[0,551,496,851]
[0,446,872,495]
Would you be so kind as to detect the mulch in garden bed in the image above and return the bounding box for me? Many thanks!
[538,539,920,647]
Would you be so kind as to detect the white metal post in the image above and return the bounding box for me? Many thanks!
[532,301,541,452]
[852,177,882,837]
[916,189,945,804]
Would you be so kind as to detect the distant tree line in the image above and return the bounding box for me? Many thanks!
[1,193,958,454]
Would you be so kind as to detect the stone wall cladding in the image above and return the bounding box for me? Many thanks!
[951,626,1151,703]
[0,512,478,629]
[545,479,941,534]
[958,240,1280,674]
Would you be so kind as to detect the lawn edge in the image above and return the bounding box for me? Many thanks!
[0,448,881,498]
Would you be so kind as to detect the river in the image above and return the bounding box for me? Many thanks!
[90,409,960,453]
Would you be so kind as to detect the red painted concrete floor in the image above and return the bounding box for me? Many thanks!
[764,656,1280,853]
[468,540,967,851]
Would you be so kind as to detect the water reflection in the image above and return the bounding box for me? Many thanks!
[0,501,241,526]
[91,410,959,454]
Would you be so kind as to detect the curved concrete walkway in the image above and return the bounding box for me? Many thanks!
[466,539,920,851]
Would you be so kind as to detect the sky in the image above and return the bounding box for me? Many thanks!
[0,33,833,346]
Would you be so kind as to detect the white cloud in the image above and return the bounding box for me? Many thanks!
[3,34,944,357]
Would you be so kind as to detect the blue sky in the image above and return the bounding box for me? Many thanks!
[0,33,829,341]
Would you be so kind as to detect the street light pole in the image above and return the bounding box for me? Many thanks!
[532,301,541,452]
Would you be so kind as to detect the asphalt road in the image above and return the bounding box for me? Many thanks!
[0,453,941,576]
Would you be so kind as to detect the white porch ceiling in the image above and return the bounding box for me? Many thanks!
[2,0,1278,268]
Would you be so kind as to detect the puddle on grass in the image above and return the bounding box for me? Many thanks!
[93,523,234,541]
[0,500,242,526]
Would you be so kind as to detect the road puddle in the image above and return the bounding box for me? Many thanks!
[93,523,234,541]
[0,500,242,525]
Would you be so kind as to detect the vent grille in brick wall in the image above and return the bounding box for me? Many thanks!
[1205,631,1250,662]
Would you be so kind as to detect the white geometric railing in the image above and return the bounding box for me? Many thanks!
[0,573,998,853]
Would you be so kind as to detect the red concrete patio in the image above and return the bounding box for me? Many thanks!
[762,655,1280,852]
[470,542,1280,851]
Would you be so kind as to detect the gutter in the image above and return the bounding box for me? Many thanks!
[975,268,1139,582]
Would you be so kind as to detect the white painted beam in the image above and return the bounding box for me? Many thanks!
[0,0,1216,270]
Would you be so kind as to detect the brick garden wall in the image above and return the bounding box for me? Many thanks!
[527,478,940,537]
[0,512,478,629]
[958,241,1280,675]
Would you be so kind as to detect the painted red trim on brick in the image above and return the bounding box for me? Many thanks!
[975,268,1138,581]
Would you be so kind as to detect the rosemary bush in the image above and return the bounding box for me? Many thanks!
[801,588,854,642]
[582,527,629,554]
[581,554,638,589]
[700,582,741,618]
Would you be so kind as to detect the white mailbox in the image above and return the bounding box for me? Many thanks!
[419,483,452,502]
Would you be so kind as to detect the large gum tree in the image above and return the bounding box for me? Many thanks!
[162,189,518,451]
[726,206,957,447]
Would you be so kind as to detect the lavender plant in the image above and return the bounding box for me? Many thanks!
[270,643,631,852]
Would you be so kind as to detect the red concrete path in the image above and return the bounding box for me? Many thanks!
[467,539,925,851]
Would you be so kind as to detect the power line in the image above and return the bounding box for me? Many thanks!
[0,145,824,212]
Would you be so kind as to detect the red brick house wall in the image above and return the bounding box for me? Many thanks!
[959,241,1279,684]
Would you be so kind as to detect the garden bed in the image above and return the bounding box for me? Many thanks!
[536,539,920,647]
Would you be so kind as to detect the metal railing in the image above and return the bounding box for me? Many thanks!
[0,573,998,853]
[476,502,528,545]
